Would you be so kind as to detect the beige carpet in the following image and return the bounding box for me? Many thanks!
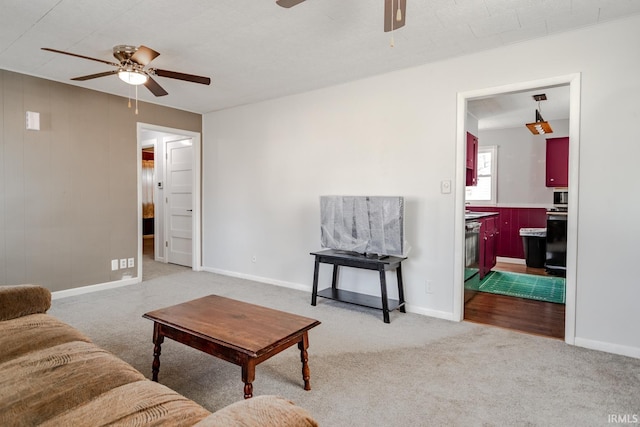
[49,267,640,426]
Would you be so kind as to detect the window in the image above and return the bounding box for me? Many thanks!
[466,145,497,204]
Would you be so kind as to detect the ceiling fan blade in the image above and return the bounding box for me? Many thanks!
[144,76,169,97]
[384,0,406,32]
[153,69,211,85]
[71,70,119,81]
[276,0,306,7]
[41,47,119,67]
[131,45,160,66]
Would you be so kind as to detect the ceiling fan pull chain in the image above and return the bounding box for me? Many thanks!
[390,0,395,47]
[135,85,139,115]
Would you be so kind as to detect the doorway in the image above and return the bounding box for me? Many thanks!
[137,123,202,280]
[453,74,581,344]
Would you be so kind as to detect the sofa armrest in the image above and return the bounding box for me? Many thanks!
[0,285,52,321]
[194,395,318,427]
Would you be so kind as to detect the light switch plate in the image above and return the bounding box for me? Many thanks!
[441,180,452,194]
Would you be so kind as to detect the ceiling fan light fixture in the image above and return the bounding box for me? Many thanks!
[118,69,148,85]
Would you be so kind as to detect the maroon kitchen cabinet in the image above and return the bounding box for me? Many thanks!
[496,208,512,257]
[468,207,547,260]
[546,137,569,187]
[466,132,478,186]
[479,216,498,279]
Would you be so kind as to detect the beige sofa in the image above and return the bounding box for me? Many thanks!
[0,285,318,426]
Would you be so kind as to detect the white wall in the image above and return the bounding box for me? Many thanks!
[203,16,640,357]
[478,119,569,206]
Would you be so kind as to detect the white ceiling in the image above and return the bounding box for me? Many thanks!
[468,85,571,130]
[1,0,639,116]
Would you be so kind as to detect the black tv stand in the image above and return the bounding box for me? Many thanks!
[310,249,406,323]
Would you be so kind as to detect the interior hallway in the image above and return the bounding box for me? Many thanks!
[142,237,190,281]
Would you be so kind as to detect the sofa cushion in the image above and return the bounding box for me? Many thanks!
[0,313,91,364]
[194,395,318,427]
[40,380,211,427]
[0,340,147,425]
[0,284,51,321]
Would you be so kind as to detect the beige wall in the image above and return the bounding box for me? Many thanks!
[0,70,201,292]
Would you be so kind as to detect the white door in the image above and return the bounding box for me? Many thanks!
[166,139,193,267]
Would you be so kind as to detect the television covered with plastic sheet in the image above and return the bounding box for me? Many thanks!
[319,195,406,257]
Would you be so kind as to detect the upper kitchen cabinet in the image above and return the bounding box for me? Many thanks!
[546,137,569,187]
[466,132,478,186]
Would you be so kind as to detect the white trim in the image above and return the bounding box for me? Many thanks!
[454,73,581,347]
[497,256,525,265]
[201,266,310,292]
[51,277,140,300]
[564,74,581,346]
[574,337,640,360]
[137,123,203,276]
[405,305,456,321]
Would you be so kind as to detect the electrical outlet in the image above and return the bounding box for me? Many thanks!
[111,259,119,271]
[120,259,127,269]
[128,258,134,268]
[425,280,434,294]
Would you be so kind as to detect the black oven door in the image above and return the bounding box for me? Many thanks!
[545,214,567,276]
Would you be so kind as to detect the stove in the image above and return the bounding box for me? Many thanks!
[546,209,567,277]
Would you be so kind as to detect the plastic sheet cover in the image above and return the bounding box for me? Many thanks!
[320,196,406,257]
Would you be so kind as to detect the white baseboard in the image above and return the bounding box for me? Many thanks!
[51,277,141,300]
[405,304,456,321]
[574,337,640,359]
[497,256,526,265]
[201,267,311,293]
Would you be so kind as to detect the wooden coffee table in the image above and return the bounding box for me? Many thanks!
[142,295,321,399]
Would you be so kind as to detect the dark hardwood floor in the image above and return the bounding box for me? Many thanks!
[464,261,565,339]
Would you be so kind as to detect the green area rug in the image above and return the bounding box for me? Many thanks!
[465,271,565,304]
[464,268,478,281]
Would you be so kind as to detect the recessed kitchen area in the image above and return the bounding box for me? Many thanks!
[463,86,570,339]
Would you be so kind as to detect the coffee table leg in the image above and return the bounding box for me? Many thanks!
[242,362,255,399]
[151,323,164,382]
[299,332,311,391]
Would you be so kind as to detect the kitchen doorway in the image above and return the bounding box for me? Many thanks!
[454,74,581,344]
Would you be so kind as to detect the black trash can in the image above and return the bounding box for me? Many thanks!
[519,228,547,268]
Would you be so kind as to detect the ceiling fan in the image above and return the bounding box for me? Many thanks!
[41,45,211,97]
[276,0,407,32]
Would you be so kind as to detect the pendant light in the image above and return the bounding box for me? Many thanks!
[525,94,553,135]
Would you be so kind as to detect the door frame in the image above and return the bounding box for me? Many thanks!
[453,73,581,345]
[136,123,202,277]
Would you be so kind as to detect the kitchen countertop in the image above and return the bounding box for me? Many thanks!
[465,211,499,221]
[546,211,568,216]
